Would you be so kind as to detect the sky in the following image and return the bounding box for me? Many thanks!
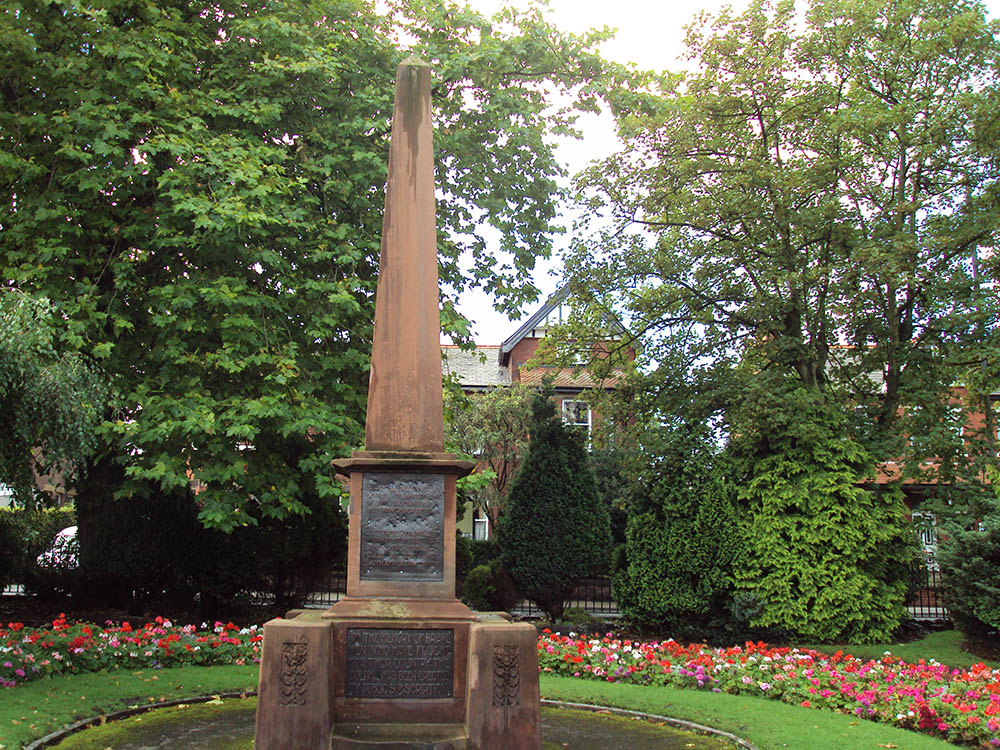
[448,0,1000,344]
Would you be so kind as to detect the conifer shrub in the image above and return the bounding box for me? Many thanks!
[497,393,611,622]
[938,517,1000,638]
[613,422,743,636]
[731,383,916,643]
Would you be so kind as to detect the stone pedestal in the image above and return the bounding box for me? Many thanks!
[255,609,540,749]
[255,452,541,749]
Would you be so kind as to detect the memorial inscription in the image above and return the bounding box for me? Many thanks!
[345,628,454,699]
[360,473,444,581]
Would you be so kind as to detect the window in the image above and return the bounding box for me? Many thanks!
[473,513,489,541]
[561,399,592,439]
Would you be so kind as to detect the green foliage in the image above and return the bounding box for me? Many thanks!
[613,422,743,635]
[74,456,346,614]
[455,532,474,583]
[0,292,109,508]
[566,0,1000,479]
[0,506,75,588]
[589,446,629,547]
[497,393,611,621]
[460,561,519,613]
[731,383,916,643]
[938,517,1000,639]
[0,0,613,529]
[468,538,503,570]
[444,383,535,529]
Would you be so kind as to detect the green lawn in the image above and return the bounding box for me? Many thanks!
[0,665,259,749]
[540,675,956,750]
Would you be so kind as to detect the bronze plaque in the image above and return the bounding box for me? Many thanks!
[344,628,454,699]
[360,472,444,581]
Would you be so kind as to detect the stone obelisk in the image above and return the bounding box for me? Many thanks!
[254,57,541,750]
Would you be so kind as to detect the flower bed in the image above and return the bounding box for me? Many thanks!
[538,631,1000,748]
[6,616,1000,747]
[1,614,261,687]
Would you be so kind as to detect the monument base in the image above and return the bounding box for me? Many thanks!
[254,606,540,750]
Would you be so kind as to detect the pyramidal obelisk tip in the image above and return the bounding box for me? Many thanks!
[399,53,431,68]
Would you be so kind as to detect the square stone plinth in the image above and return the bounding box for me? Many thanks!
[466,620,541,750]
[255,615,333,750]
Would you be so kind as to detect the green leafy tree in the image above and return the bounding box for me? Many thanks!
[730,378,916,643]
[0,0,612,529]
[497,393,611,621]
[444,382,534,530]
[567,0,1000,480]
[613,421,742,636]
[0,291,108,507]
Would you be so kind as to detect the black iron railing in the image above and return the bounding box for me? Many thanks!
[906,563,949,621]
[509,577,620,619]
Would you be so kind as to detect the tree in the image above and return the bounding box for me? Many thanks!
[613,420,743,636]
[444,383,534,530]
[497,393,611,622]
[0,291,108,507]
[0,0,612,529]
[567,0,1000,476]
[729,377,916,643]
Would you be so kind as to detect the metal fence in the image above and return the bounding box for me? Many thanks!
[906,563,949,621]
[509,577,620,619]
[9,566,947,624]
[301,569,348,608]
[298,571,621,618]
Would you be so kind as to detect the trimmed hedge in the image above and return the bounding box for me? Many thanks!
[71,456,347,615]
[461,560,519,612]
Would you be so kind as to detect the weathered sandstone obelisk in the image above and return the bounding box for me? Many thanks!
[254,57,541,750]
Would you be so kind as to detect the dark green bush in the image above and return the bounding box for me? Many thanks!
[469,538,502,570]
[613,422,743,635]
[460,561,519,612]
[939,517,1000,638]
[455,533,474,582]
[74,456,347,615]
[0,506,76,587]
[497,394,611,622]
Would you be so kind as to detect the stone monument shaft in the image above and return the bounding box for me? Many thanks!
[365,56,444,453]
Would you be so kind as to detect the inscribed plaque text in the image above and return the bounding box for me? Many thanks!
[345,628,454,699]
[361,473,444,581]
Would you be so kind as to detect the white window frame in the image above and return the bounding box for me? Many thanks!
[561,398,592,439]
[473,515,489,541]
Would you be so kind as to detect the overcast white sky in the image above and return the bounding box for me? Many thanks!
[447,0,1000,344]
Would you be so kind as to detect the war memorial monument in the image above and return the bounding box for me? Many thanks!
[253,57,542,750]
